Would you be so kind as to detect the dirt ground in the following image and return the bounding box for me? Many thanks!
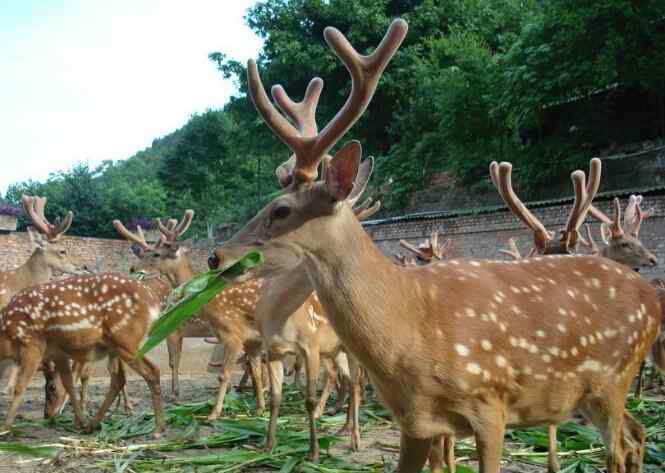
[0,346,662,473]
[0,369,546,473]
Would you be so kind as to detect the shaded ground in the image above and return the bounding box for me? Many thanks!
[0,371,664,472]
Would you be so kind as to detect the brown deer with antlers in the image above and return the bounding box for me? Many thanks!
[0,196,84,398]
[130,210,266,419]
[208,18,664,473]
[0,272,165,435]
[491,164,658,472]
[112,218,215,401]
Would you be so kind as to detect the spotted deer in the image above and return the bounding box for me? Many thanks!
[491,166,658,472]
[394,232,456,473]
[112,217,215,401]
[0,273,165,435]
[209,18,664,473]
[131,210,266,419]
[0,196,84,397]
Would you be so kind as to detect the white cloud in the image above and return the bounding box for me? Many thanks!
[0,0,261,193]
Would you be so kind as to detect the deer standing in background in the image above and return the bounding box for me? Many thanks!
[0,273,165,435]
[491,165,658,472]
[42,221,176,418]
[113,218,215,401]
[131,211,266,419]
[210,18,663,473]
[0,196,83,398]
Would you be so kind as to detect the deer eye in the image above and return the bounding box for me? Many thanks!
[59,250,67,255]
[621,242,630,248]
[272,206,291,220]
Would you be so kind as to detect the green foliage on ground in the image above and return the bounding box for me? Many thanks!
[4,0,665,235]
[3,381,664,472]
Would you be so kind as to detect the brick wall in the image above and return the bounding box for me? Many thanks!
[365,194,665,280]
[0,233,210,274]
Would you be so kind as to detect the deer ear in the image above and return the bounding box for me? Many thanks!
[325,140,361,202]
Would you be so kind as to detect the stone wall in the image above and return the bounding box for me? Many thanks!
[0,232,210,274]
[365,194,665,280]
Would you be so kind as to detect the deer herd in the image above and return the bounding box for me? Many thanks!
[1,18,664,473]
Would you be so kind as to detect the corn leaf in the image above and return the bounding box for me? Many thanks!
[137,250,263,358]
[0,442,60,458]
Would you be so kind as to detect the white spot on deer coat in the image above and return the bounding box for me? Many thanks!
[455,344,470,356]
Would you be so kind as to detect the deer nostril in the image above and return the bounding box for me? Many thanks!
[208,255,220,270]
[129,266,136,273]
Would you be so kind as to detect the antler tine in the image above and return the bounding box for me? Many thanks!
[492,162,552,251]
[580,224,600,255]
[399,239,429,262]
[623,195,640,233]
[610,197,625,239]
[312,20,407,168]
[562,158,601,250]
[498,237,523,261]
[21,195,72,242]
[250,20,407,186]
[355,200,381,221]
[21,196,51,237]
[174,210,195,239]
[112,220,151,250]
[272,78,323,137]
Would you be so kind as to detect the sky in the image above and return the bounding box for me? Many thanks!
[0,0,262,194]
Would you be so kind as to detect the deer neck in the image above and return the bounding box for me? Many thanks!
[15,251,53,292]
[165,258,196,287]
[297,206,411,375]
[256,269,315,328]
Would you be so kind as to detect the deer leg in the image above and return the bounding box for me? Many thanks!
[303,347,321,462]
[580,395,628,473]
[1,362,19,397]
[167,334,183,401]
[314,357,336,419]
[1,349,42,434]
[428,435,445,473]
[396,432,432,473]
[125,354,165,436]
[622,411,645,473]
[266,357,284,453]
[52,357,86,429]
[88,355,126,431]
[635,361,645,398]
[246,350,265,416]
[208,336,242,421]
[343,354,362,451]
[110,359,132,414]
[237,363,251,392]
[77,361,90,414]
[547,424,560,472]
[472,402,507,473]
[332,351,350,416]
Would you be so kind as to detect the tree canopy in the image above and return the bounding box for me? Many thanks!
[5,0,664,238]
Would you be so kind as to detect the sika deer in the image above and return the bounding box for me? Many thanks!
[0,273,165,435]
[210,18,663,473]
[113,218,214,400]
[491,168,658,473]
[0,196,83,398]
[255,178,380,460]
[132,211,266,419]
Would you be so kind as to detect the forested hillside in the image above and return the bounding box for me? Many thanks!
[3,0,664,239]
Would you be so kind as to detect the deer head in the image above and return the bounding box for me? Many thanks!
[397,230,452,264]
[209,20,407,275]
[121,211,194,284]
[587,197,657,268]
[20,195,83,275]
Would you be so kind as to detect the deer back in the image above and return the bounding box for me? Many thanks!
[0,273,162,361]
